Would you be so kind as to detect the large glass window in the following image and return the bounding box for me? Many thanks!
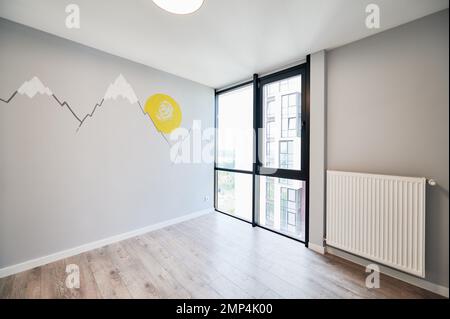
[216,85,253,171]
[215,63,308,244]
[215,84,254,222]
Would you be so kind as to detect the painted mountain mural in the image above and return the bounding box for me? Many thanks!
[0,74,186,146]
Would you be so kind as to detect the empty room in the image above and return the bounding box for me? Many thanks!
[0,0,449,307]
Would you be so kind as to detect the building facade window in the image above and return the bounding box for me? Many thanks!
[279,140,294,169]
[266,142,275,167]
[266,98,276,119]
[281,93,300,138]
[280,187,301,233]
[265,178,275,226]
[267,121,275,139]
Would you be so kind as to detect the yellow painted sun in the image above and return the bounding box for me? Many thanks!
[144,93,182,134]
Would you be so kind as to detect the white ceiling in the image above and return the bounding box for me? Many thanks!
[0,0,448,88]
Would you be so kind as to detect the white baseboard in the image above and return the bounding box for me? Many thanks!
[308,242,325,255]
[326,246,449,298]
[0,208,213,278]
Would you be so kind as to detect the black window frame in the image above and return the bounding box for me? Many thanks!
[214,56,310,246]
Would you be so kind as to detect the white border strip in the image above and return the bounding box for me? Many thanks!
[0,208,213,278]
[326,246,449,298]
[308,242,326,255]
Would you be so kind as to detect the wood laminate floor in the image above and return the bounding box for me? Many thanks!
[0,212,441,299]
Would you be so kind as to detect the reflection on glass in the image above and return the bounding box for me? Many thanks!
[262,75,302,170]
[216,171,252,221]
[259,176,305,241]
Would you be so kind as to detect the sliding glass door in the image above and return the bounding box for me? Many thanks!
[215,61,309,244]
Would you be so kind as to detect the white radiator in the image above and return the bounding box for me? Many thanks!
[326,170,426,277]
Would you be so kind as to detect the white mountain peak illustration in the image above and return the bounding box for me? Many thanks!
[17,76,53,98]
[103,74,138,104]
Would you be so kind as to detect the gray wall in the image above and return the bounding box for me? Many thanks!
[0,18,214,269]
[327,10,449,288]
[309,50,326,250]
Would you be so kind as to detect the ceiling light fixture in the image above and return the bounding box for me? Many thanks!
[152,0,204,15]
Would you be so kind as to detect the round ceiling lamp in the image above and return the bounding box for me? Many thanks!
[152,0,204,15]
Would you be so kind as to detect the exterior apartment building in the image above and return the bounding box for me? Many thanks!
[259,75,306,241]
